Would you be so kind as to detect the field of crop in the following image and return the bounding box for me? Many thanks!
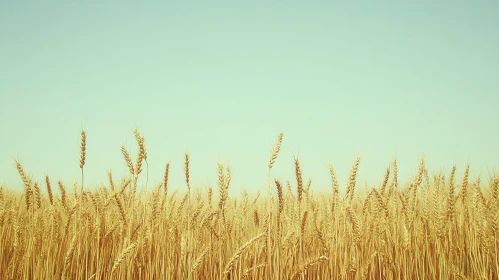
[0,129,498,280]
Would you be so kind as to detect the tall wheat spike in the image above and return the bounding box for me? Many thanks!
[79,130,86,190]
[267,132,283,278]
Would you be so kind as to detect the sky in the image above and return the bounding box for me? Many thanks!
[1,1,498,197]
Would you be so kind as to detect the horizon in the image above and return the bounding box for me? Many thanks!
[1,1,498,196]
[2,128,497,197]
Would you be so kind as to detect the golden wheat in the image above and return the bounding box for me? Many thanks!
[0,129,498,279]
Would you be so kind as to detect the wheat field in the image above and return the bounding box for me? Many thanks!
[0,129,498,280]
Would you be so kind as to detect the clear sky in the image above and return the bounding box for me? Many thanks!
[1,1,498,196]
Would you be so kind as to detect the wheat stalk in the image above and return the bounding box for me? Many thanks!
[223,232,266,277]
[111,243,136,275]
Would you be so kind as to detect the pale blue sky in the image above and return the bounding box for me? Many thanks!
[1,1,498,196]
